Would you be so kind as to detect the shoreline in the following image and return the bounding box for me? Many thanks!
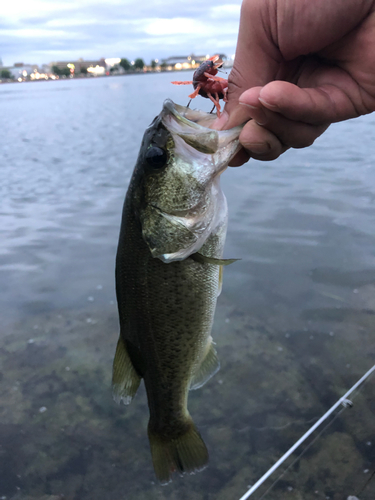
[0,68,195,85]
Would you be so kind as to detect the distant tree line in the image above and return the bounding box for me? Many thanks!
[52,65,71,77]
[1,57,170,84]
[0,69,13,79]
[120,58,168,71]
[119,58,145,71]
[150,59,167,70]
[49,57,168,79]
[51,65,88,76]
[115,58,170,72]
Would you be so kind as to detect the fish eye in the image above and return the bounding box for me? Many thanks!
[145,146,167,168]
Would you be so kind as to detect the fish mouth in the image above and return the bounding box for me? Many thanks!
[163,99,219,129]
[161,99,243,156]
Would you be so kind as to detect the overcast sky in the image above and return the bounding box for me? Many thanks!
[0,0,242,66]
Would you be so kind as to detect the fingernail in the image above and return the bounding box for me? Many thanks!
[239,102,267,125]
[239,102,257,109]
[258,97,278,110]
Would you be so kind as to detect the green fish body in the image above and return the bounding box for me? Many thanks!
[113,100,242,483]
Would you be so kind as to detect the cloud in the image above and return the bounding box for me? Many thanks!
[143,18,214,36]
[209,4,241,18]
[0,0,242,66]
[0,28,88,39]
[2,0,76,19]
[45,19,100,28]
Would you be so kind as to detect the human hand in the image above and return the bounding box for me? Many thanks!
[215,0,375,165]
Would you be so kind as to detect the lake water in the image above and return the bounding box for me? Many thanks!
[1,73,374,500]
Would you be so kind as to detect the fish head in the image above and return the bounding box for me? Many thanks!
[133,99,243,263]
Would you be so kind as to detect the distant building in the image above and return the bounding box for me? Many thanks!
[49,58,106,75]
[40,64,50,74]
[8,63,39,79]
[160,54,227,71]
[161,55,189,66]
[161,54,206,69]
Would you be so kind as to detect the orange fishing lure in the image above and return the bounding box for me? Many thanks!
[172,55,228,117]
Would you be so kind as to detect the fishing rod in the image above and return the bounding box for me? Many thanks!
[257,406,346,500]
[239,364,375,500]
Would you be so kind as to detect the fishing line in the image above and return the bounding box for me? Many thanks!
[258,372,375,500]
[238,364,375,500]
[356,467,375,498]
[256,407,345,500]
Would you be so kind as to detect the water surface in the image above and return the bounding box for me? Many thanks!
[1,74,374,500]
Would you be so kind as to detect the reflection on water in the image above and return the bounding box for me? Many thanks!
[1,75,374,500]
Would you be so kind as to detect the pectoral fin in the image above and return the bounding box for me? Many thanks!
[190,339,220,390]
[191,252,240,266]
[112,336,142,405]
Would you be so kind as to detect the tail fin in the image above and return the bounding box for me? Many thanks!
[148,419,209,484]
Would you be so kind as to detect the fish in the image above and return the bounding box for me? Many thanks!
[112,99,242,483]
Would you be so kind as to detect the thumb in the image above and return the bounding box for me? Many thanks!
[214,0,280,129]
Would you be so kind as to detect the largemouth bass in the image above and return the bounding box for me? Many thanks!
[112,99,242,483]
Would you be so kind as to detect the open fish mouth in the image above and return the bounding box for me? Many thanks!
[160,99,243,157]
[162,99,220,130]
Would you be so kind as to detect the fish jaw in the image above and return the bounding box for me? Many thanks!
[161,99,243,172]
[139,100,242,263]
